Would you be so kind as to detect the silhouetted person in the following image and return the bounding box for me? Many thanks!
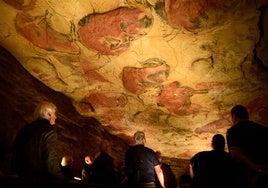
[178,165,191,188]
[10,101,67,182]
[190,134,236,188]
[114,159,127,185]
[124,131,165,188]
[155,151,177,188]
[81,155,93,184]
[91,140,118,185]
[61,155,74,180]
[226,105,268,188]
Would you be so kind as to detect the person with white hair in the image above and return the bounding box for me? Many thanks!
[124,131,165,188]
[11,101,67,182]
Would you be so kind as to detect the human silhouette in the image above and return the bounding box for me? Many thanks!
[124,131,165,188]
[190,134,236,188]
[114,159,127,185]
[90,140,118,185]
[155,151,177,188]
[10,101,67,182]
[226,105,268,188]
[61,155,75,180]
[178,165,191,188]
[81,155,93,184]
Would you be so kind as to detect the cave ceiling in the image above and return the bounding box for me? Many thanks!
[1,0,268,160]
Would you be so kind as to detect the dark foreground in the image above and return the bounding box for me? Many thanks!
[0,176,124,188]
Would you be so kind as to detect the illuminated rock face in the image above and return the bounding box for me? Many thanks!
[1,0,268,170]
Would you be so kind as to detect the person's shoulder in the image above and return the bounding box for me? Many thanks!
[191,151,200,159]
[191,151,206,161]
[227,122,245,133]
[16,123,30,133]
[16,119,47,134]
[212,150,231,158]
[252,121,268,129]
[196,151,209,156]
[126,144,139,151]
[227,124,237,132]
[144,146,155,153]
[247,121,268,134]
[162,162,173,172]
[162,162,171,168]
[36,118,51,125]
[199,151,213,159]
[255,123,268,138]
[30,118,52,128]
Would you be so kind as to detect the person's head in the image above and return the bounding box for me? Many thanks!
[61,155,74,167]
[211,134,225,151]
[231,105,249,124]
[133,131,146,145]
[84,155,93,165]
[34,101,57,125]
[155,151,162,163]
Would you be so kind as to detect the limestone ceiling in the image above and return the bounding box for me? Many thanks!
[1,0,268,159]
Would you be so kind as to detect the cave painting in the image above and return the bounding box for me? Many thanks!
[122,59,169,94]
[78,7,153,55]
[1,0,268,158]
[165,0,237,32]
[15,12,79,53]
[3,0,37,10]
[156,81,207,116]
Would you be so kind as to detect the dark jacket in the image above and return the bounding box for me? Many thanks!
[190,150,236,188]
[81,163,93,183]
[91,151,117,185]
[227,121,268,165]
[125,144,160,186]
[11,118,66,181]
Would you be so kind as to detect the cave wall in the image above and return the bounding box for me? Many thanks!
[0,45,129,176]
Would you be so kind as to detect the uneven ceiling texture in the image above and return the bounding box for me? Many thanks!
[1,0,268,163]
